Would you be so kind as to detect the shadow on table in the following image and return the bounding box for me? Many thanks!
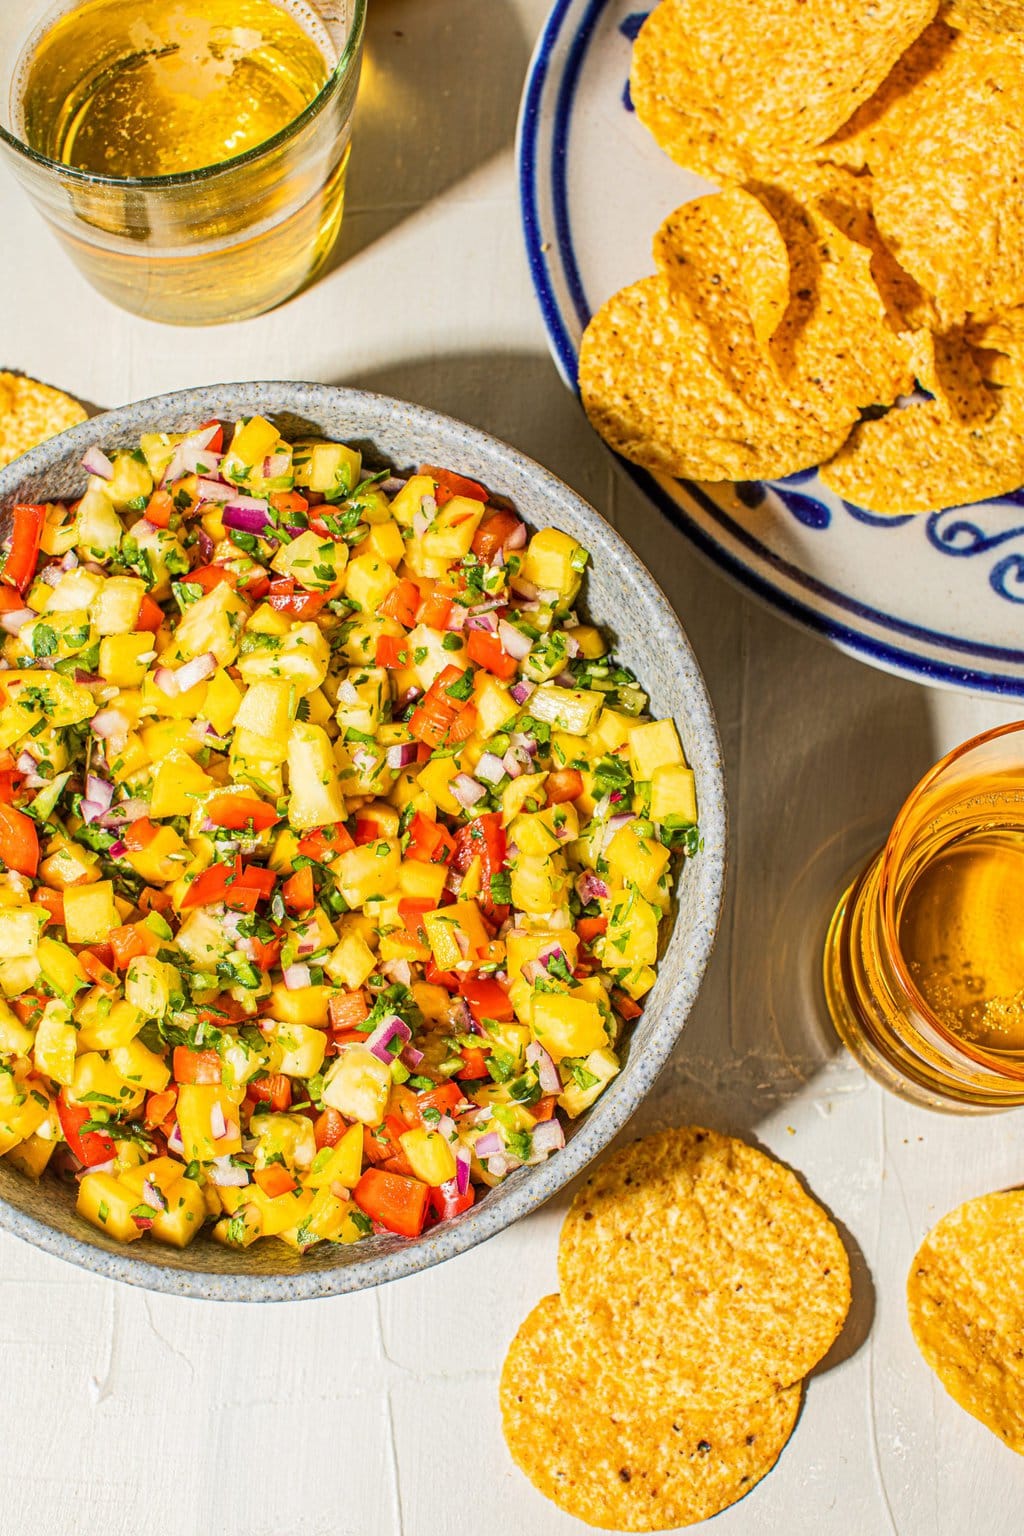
[327,0,531,269]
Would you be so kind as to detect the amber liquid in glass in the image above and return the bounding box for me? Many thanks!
[18,0,330,176]
[10,0,353,323]
[897,800,1024,1057]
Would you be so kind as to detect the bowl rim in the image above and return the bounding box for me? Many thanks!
[0,381,727,1300]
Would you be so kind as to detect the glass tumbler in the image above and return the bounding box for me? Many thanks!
[824,720,1024,1111]
[0,0,365,324]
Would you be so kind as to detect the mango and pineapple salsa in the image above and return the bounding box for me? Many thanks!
[0,417,700,1252]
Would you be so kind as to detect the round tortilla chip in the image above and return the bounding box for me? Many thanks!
[872,32,1024,322]
[579,276,855,483]
[823,19,958,173]
[0,372,87,470]
[654,188,791,354]
[500,1295,802,1530]
[944,0,1024,30]
[907,1192,1024,1454]
[639,0,937,160]
[558,1127,851,1410]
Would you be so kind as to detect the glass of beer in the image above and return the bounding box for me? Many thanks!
[0,0,366,324]
[824,720,1024,1110]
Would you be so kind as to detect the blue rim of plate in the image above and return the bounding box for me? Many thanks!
[516,0,1024,697]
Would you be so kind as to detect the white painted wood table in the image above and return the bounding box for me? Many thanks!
[1,3,1022,1532]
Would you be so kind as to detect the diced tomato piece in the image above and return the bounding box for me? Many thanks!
[2,504,45,592]
[418,465,489,508]
[546,768,584,805]
[354,1167,430,1238]
[109,923,159,969]
[132,592,163,634]
[380,579,421,628]
[247,1072,293,1113]
[144,1087,178,1131]
[611,989,643,1021]
[57,1092,116,1167]
[144,490,174,529]
[173,1046,222,1085]
[0,804,39,877]
[458,975,515,1024]
[456,1046,490,1081]
[328,991,369,1032]
[466,627,517,680]
[471,509,523,560]
[312,1108,346,1150]
[79,947,119,989]
[254,1164,298,1197]
[205,793,280,832]
[576,916,608,945]
[187,563,236,594]
[428,1179,475,1222]
[248,933,282,972]
[281,864,314,914]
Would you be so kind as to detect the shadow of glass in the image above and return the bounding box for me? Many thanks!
[329,0,531,268]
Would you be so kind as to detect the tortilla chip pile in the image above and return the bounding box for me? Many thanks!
[908,1191,1024,1456]
[500,1127,851,1529]
[0,372,86,471]
[579,1,1024,515]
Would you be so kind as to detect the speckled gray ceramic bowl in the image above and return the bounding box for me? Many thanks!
[0,383,725,1299]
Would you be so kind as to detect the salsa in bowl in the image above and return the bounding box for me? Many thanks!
[0,383,724,1298]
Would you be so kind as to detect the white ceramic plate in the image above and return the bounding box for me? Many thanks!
[517,0,1024,695]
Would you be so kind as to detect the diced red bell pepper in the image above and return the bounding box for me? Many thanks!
[466,627,518,680]
[375,634,410,669]
[197,419,224,454]
[134,593,164,632]
[173,1046,222,1085]
[328,991,369,1032]
[269,490,309,519]
[1,504,45,592]
[254,1164,298,1197]
[34,887,64,927]
[144,490,174,529]
[0,804,39,877]
[188,564,236,593]
[248,932,282,972]
[397,896,433,949]
[297,822,354,862]
[429,1179,475,1222]
[205,792,281,832]
[405,811,455,866]
[144,1087,178,1131]
[267,577,327,620]
[380,579,421,628]
[456,1046,490,1081]
[576,916,608,945]
[425,959,459,989]
[57,1092,117,1167]
[281,864,314,914]
[354,1168,430,1238]
[416,584,454,630]
[611,989,643,1021]
[79,947,119,990]
[123,818,161,852]
[181,858,272,912]
[108,923,160,969]
[458,974,515,1024]
[418,465,489,508]
[446,704,477,744]
[414,1081,465,1122]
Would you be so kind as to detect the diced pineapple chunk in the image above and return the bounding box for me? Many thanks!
[335,842,401,906]
[399,1127,457,1186]
[649,764,698,825]
[520,528,585,606]
[304,1121,363,1190]
[558,1047,620,1116]
[149,750,216,818]
[90,576,145,635]
[265,982,333,1028]
[322,1045,391,1126]
[422,900,490,970]
[628,718,685,781]
[530,994,608,1061]
[237,621,329,692]
[344,552,399,613]
[421,496,486,560]
[272,530,347,590]
[160,581,250,668]
[99,632,153,687]
[109,1037,172,1094]
[263,1022,327,1079]
[287,721,347,830]
[604,823,671,903]
[151,1175,207,1248]
[176,1085,243,1162]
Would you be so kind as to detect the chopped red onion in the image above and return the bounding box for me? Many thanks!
[529,1118,565,1158]
[564,633,581,660]
[142,1178,168,1212]
[502,746,531,779]
[475,752,506,784]
[162,423,221,484]
[15,751,36,774]
[196,527,214,563]
[466,610,499,634]
[509,730,538,757]
[555,671,575,688]
[350,745,378,775]
[486,1151,522,1178]
[575,871,609,904]
[385,741,418,770]
[223,499,271,533]
[283,962,312,991]
[366,1014,412,1065]
[336,678,359,704]
[526,1041,561,1095]
[39,563,63,587]
[209,1101,228,1141]
[474,1131,502,1159]
[85,775,114,812]
[400,1043,425,1069]
[172,651,217,693]
[108,839,127,858]
[97,798,150,827]
[152,666,180,697]
[412,495,437,538]
[511,574,538,600]
[381,958,413,987]
[208,1155,249,1188]
[1,607,35,635]
[451,773,486,808]
[78,1158,115,1179]
[380,476,407,496]
[520,958,545,985]
[193,477,233,504]
[166,1122,184,1156]
[497,620,532,660]
[455,1146,471,1195]
[504,521,528,550]
[435,1114,458,1144]
[509,679,535,706]
[90,709,129,740]
[82,445,114,480]
[61,550,79,571]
